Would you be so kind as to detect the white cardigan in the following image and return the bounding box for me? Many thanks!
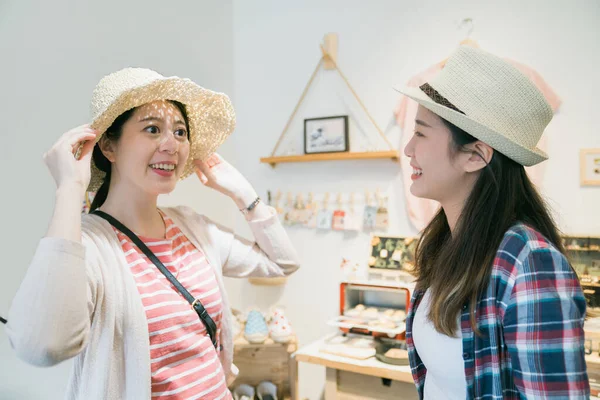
[6,205,300,399]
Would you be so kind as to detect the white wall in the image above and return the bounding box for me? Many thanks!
[0,1,235,398]
[229,1,600,399]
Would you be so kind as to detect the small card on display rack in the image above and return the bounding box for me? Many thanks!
[332,210,346,230]
[362,190,378,230]
[375,205,389,231]
[343,193,362,231]
[283,192,296,226]
[316,193,334,230]
[374,191,389,231]
[363,205,378,230]
[317,209,334,230]
[304,193,318,228]
[332,194,346,231]
[294,193,308,225]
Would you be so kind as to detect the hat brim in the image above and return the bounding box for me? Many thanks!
[88,77,235,192]
[394,86,547,167]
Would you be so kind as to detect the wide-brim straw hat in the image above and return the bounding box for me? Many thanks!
[87,67,236,192]
[395,46,553,166]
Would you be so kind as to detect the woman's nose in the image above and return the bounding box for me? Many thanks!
[404,136,415,158]
[159,132,178,154]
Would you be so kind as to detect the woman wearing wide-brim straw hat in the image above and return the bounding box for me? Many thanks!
[397,46,589,399]
[6,68,300,399]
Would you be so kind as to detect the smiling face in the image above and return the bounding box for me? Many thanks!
[100,100,190,196]
[403,105,488,208]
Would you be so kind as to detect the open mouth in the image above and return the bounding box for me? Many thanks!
[411,167,423,180]
[149,163,176,171]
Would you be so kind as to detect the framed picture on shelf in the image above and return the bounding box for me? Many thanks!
[368,234,417,272]
[580,148,600,186]
[304,115,349,154]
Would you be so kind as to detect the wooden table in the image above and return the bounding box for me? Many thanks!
[292,334,417,400]
[293,333,600,399]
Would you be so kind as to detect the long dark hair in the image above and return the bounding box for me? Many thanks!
[414,118,566,336]
[89,101,190,212]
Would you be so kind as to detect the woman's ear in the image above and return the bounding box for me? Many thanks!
[99,136,116,163]
[464,141,493,173]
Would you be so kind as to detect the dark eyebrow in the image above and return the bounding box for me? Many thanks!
[138,116,186,126]
[415,119,432,128]
[139,116,162,124]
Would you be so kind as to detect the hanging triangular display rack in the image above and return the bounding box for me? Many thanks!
[260,33,400,167]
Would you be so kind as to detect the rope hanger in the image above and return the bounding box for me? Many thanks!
[269,33,395,157]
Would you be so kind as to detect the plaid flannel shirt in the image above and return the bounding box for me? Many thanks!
[405,223,590,399]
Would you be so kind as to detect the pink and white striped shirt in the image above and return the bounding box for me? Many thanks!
[115,212,232,400]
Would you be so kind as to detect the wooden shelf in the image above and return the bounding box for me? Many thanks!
[260,151,400,167]
[566,248,600,252]
[581,282,600,287]
[234,335,298,350]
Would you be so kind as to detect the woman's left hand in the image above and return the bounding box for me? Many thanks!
[194,154,257,208]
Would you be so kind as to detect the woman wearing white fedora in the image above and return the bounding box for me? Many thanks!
[6,68,300,399]
[399,46,589,399]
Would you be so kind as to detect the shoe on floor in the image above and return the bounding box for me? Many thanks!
[257,381,278,400]
[268,306,293,343]
[244,310,269,344]
[232,383,255,400]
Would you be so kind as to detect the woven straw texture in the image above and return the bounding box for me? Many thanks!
[88,67,235,192]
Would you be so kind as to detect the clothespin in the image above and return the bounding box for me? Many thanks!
[365,189,372,206]
[306,192,315,209]
[336,192,343,208]
[296,193,305,209]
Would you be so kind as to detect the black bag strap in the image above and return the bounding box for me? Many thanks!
[91,210,218,349]
[0,316,6,324]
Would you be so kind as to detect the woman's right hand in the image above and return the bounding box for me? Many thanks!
[43,124,98,194]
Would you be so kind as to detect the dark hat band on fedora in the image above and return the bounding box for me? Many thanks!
[419,83,465,115]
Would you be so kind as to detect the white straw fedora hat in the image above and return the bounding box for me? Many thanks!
[395,46,553,166]
[87,67,236,192]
